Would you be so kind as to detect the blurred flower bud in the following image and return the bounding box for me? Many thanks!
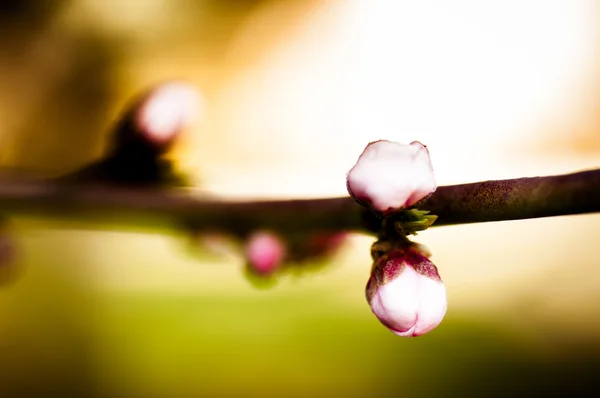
[245,231,286,276]
[135,82,202,147]
[366,246,446,337]
[65,82,203,186]
[347,140,436,213]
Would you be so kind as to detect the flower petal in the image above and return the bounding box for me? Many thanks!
[414,277,447,336]
[370,266,420,334]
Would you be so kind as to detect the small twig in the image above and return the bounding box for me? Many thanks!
[0,169,598,236]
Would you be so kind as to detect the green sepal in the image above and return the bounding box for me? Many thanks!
[393,208,438,236]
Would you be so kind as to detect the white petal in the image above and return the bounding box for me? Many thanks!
[405,142,437,207]
[413,276,447,336]
[370,266,420,334]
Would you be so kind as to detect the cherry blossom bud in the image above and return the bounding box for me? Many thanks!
[245,231,286,276]
[366,247,446,337]
[135,82,202,147]
[347,140,436,213]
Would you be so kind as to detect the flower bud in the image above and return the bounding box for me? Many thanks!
[136,82,202,147]
[245,231,286,276]
[366,247,446,337]
[347,140,436,213]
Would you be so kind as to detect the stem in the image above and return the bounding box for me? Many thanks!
[0,169,598,236]
[420,168,600,227]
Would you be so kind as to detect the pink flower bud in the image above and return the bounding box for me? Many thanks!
[245,231,286,275]
[366,248,446,337]
[135,82,202,146]
[347,140,436,213]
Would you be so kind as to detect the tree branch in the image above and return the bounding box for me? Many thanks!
[418,168,600,227]
[0,168,598,236]
[2,83,598,237]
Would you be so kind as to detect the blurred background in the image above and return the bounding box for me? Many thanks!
[0,0,600,396]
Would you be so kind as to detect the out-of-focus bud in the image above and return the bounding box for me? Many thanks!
[347,140,436,213]
[135,82,202,148]
[245,231,286,276]
[366,246,446,337]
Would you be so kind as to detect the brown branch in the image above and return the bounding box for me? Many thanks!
[0,168,598,236]
[419,168,600,226]
[2,83,598,236]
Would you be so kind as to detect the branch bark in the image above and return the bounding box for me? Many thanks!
[0,168,598,236]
